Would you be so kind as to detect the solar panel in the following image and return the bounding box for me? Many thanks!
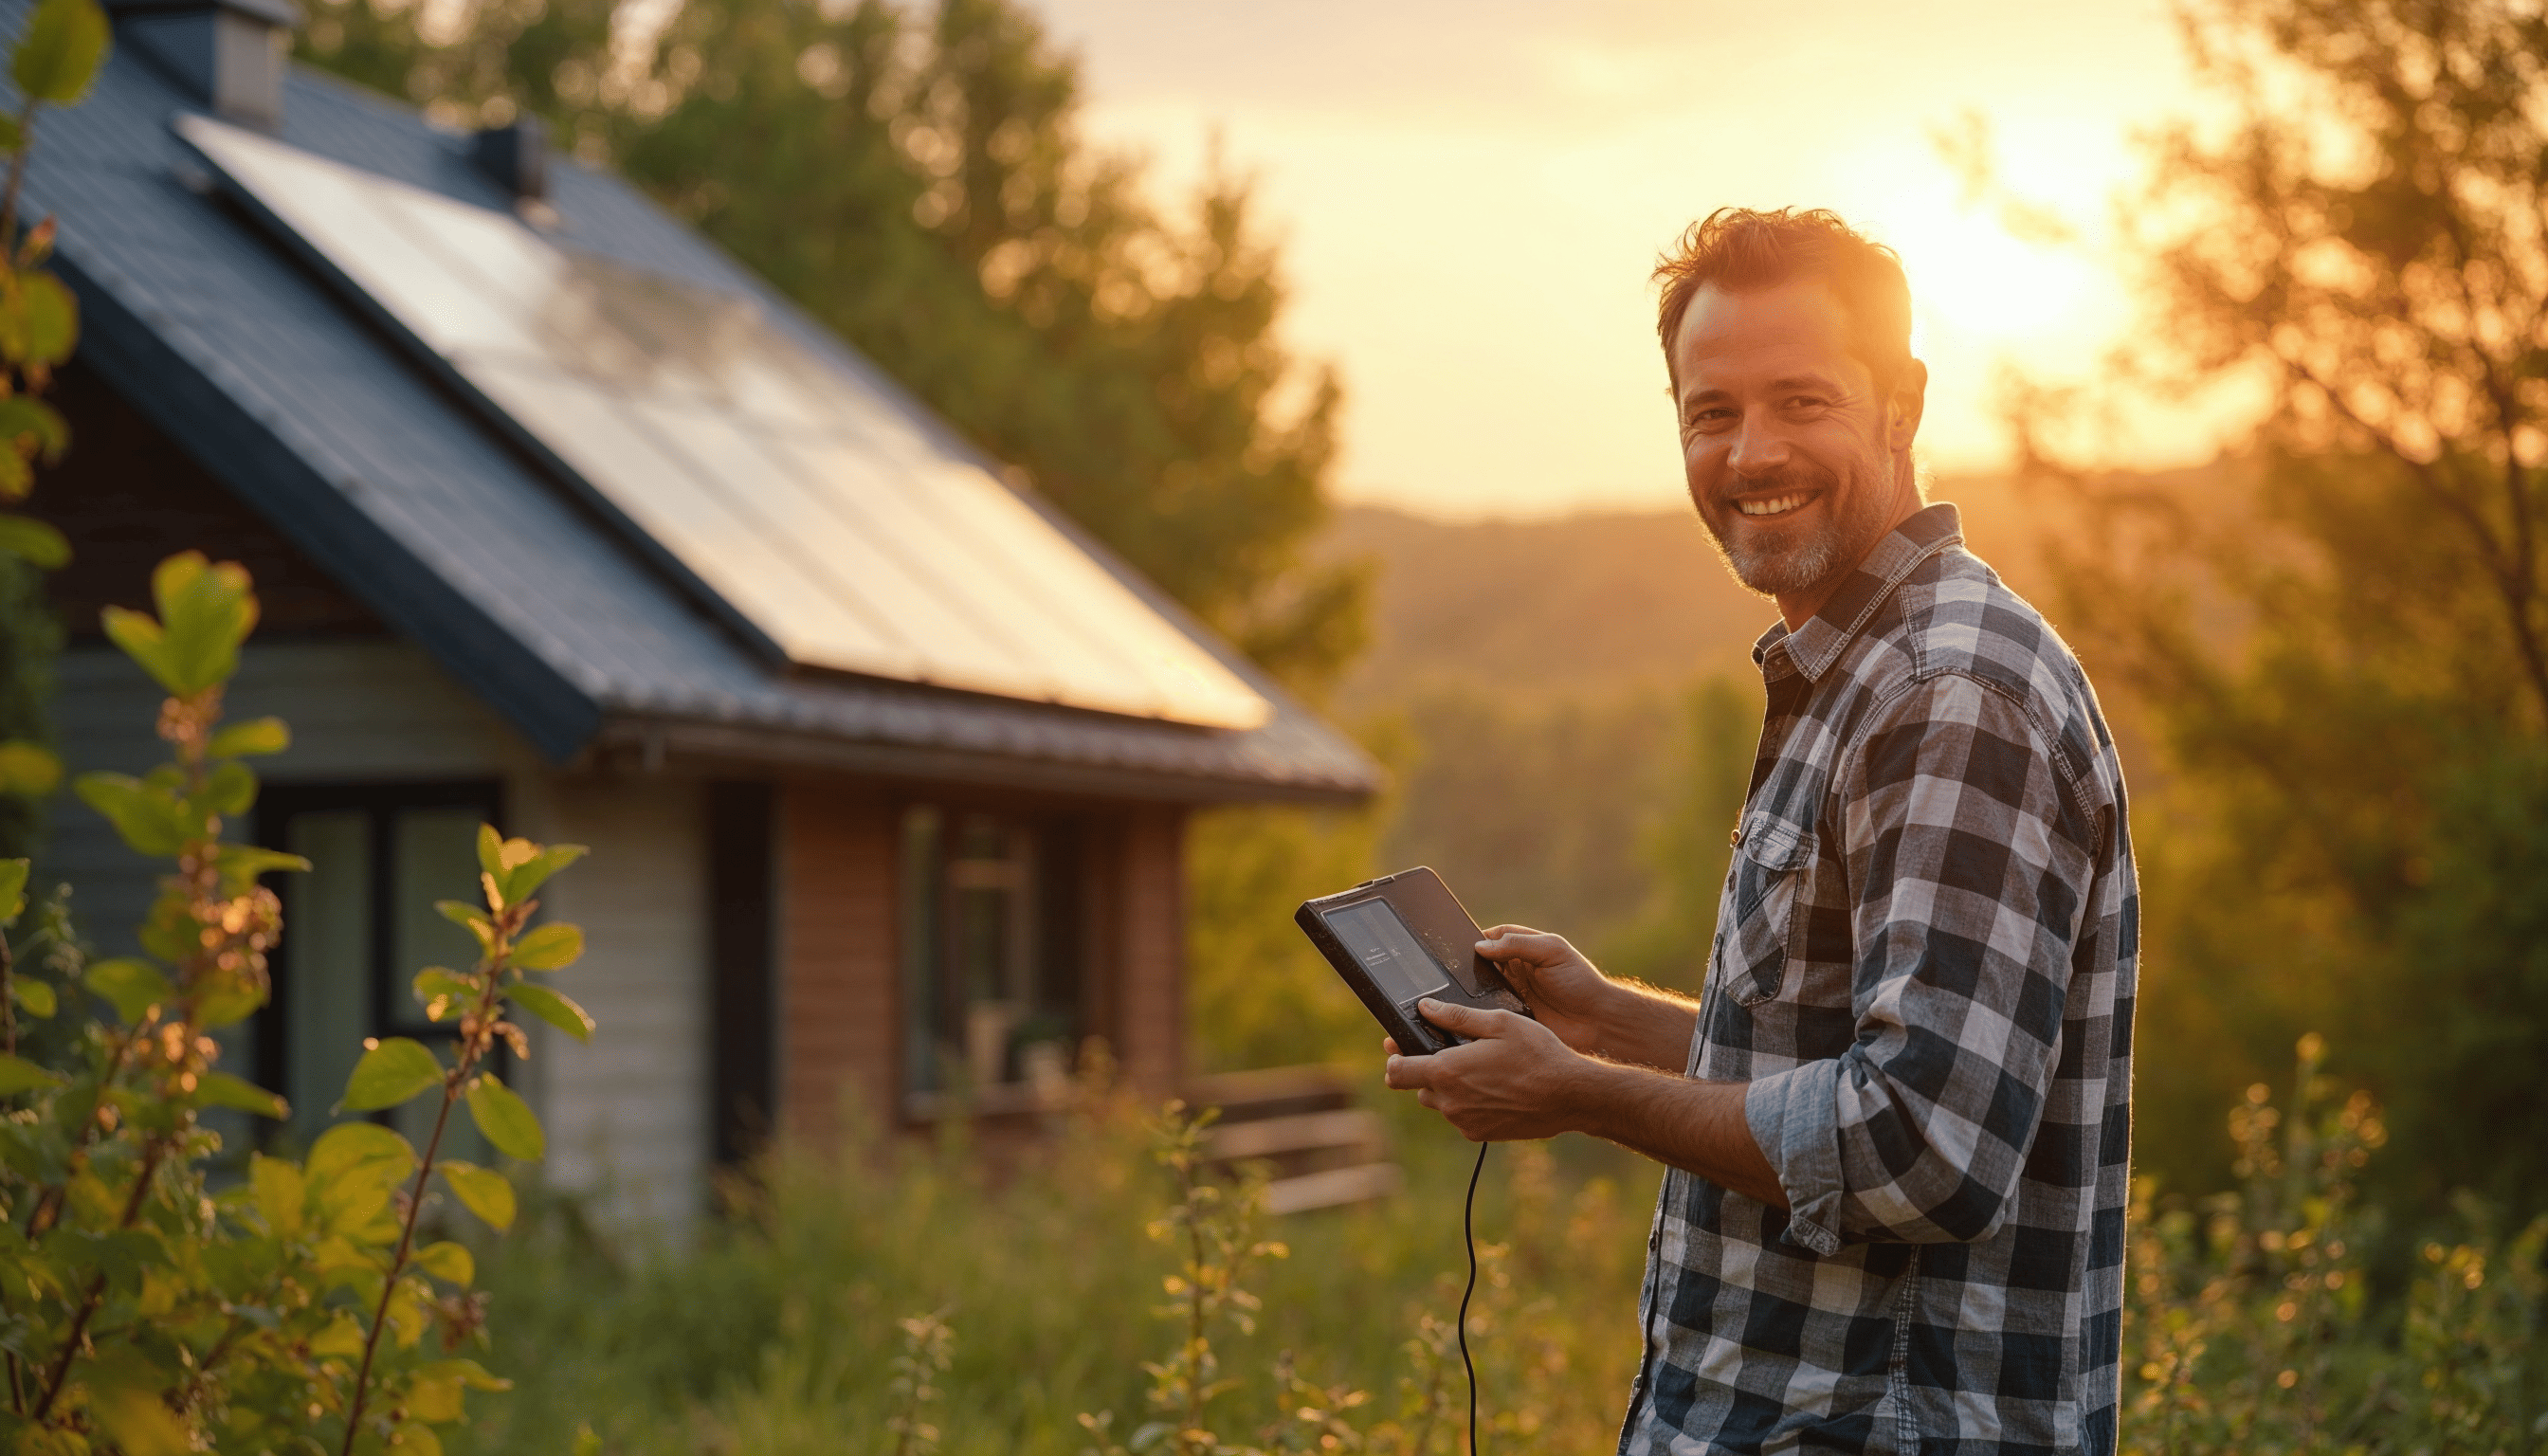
[175,115,1273,731]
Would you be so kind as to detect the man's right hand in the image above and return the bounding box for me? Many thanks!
[1475,924,1702,1073]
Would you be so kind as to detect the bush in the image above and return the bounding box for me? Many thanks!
[442,1040,2545,1454]
[0,554,597,1453]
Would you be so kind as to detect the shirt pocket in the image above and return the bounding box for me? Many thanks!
[1720,810,1817,1009]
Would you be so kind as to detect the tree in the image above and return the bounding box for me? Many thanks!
[2012,0,2548,1215]
[296,0,1366,694]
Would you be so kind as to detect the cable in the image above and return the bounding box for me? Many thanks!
[1458,1139,1488,1456]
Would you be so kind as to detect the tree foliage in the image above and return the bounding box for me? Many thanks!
[2015,0,2548,1215]
[297,0,1364,693]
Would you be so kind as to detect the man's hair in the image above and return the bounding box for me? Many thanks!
[1653,208,1914,393]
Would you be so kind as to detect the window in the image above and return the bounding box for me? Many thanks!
[898,807,1083,1097]
[254,782,505,1158]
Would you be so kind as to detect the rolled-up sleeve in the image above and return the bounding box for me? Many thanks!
[1745,671,2097,1251]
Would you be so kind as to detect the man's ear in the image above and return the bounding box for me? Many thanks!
[1887,359,1930,452]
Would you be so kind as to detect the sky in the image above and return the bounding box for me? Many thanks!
[1028,0,2218,520]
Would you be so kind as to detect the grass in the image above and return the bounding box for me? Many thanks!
[442,1044,2546,1455]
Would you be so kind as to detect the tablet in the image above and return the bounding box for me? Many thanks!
[1295,866,1531,1055]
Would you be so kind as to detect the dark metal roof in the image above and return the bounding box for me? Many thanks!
[19,9,1382,804]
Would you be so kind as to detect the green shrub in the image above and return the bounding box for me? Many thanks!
[446,1038,2545,1454]
[0,552,596,1453]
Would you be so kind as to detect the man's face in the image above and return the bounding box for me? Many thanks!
[1670,279,1917,602]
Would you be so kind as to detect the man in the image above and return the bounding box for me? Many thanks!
[1383,208,2137,1455]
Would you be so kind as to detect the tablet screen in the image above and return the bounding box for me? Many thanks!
[1321,898,1449,1005]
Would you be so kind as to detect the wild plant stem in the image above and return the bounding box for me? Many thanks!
[338,945,506,1456]
[338,1064,468,1455]
[0,99,37,259]
[2,926,16,1057]
[1182,1154,1207,1451]
[31,1136,169,1420]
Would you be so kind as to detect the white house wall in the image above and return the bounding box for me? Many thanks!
[531,774,710,1235]
[45,639,710,1234]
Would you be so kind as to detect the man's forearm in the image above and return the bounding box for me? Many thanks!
[1567,1057,1788,1209]
[1581,976,1704,1073]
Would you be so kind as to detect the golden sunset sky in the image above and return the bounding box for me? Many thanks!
[1030,0,2223,519]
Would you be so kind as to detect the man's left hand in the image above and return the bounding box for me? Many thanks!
[1382,998,1591,1142]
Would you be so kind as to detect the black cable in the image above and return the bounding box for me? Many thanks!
[1458,1139,1488,1456]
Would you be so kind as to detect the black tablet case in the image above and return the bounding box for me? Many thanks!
[1296,866,1531,1054]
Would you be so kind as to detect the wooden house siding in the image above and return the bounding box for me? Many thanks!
[1111,808,1187,1097]
[774,781,897,1151]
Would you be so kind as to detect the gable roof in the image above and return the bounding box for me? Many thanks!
[22,9,1382,804]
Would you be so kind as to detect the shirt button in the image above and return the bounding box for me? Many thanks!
[1729,826,1743,847]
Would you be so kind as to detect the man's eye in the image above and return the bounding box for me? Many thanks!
[1784,395,1829,411]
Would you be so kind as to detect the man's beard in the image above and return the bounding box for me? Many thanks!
[1701,458,1899,600]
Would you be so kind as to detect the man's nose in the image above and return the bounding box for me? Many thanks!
[1726,415,1793,478]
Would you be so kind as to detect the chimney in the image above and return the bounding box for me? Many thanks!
[105,0,300,128]
[470,115,548,202]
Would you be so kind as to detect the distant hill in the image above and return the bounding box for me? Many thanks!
[1317,473,2061,711]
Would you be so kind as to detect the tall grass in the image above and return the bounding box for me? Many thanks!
[446,1045,2543,1454]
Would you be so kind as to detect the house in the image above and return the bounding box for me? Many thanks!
[25,0,1380,1228]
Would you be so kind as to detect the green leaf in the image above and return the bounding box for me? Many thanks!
[10,976,54,1018]
[74,771,190,856]
[212,843,308,896]
[250,1152,304,1238]
[82,957,173,1024]
[306,1120,415,1188]
[100,604,180,696]
[0,114,23,155]
[411,967,475,1022]
[338,1037,445,1112]
[420,1356,511,1392]
[206,716,290,758]
[500,843,587,904]
[19,272,75,368]
[192,1070,287,1119]
[90,1385,190,1456]
[0,513,65,566]
[0,857,25,922]
[202,758,256,817]
[12,0,109,105]
[148,552,258,695]
[414,1240,474,1285]
[0,740,61,795]
[503,980,594,1042]
[193,974,265,1029]
[476,823,505,883]
[509,922,584,973]
[0,1052,62,1095]
[464,1074,543,1160]
[437,1159,515,1231]
[0,396,67,464]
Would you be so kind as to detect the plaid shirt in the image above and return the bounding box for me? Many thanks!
[1618,504,2138,1456]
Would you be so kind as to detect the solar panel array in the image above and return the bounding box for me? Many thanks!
[177,115,1272,731]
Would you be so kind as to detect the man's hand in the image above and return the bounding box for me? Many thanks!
[1477,924,1701,1073]
[1381,997,1788,1205]
[1382,998,1589,1142]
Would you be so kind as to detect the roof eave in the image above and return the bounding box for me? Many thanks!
[591,714,1383,807]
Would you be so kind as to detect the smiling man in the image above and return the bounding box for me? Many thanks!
[1383,209,2138,1455]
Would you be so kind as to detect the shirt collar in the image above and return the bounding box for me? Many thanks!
[1751,502,1964,684]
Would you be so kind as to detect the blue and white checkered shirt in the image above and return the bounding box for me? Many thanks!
[1618,504,2138,1455]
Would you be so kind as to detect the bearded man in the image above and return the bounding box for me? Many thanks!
[1383,208,2138,1455]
